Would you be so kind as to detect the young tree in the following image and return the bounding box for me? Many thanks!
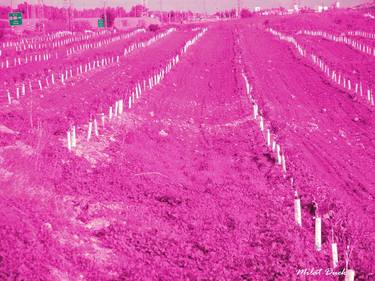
[240,8,253,18]
[101,10,116,27]
[129,5,148,17]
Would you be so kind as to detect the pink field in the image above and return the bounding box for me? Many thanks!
[0,9,374,281]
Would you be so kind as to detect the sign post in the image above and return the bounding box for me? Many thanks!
[9,12,23,26]
[98,19,105,28]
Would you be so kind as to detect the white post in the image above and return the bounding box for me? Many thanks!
[267,129,271,147]
[276,145,281,165]
[259,116,264,131]
[119,100,123,115]
[7,91,11,105]
[281,154,287,174]
[101,113,105,128]
[253,104,258,120]
[315,217,322,251]
[109,106,113,120]
[87,122,92,141]
[71,126,76,148]
[67,131,72,151]
[345,270,355,281]
[94,119,99,136]
[294,192,302,227]
[332,243,338,268]
[114,101,118,117]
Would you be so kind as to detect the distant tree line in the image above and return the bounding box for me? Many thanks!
[0,2,127,20]
[0,2,195,22]
[215,9,237,18]
[214,8,254,18]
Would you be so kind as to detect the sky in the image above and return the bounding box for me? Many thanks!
[0,0,370,13]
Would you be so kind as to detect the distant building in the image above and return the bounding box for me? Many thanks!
[254,7,261,12]
[258,7,288,16]
[114,17,160,30]
[317,6,328,12]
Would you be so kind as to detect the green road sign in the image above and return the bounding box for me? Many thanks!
[9,12,23,26]
[98,19,105,28]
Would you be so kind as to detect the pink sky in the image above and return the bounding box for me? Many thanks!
[0,0,370,12]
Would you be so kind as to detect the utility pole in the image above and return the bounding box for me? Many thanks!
[237,0,241,18]
[160,0,162,22]
[10,0,14,35]
[104,0,107,28]
[142,0,147,17]
[63,0,71,31]
[68,0,72,32]
[26,0,30,21]
[37,0,45,35]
